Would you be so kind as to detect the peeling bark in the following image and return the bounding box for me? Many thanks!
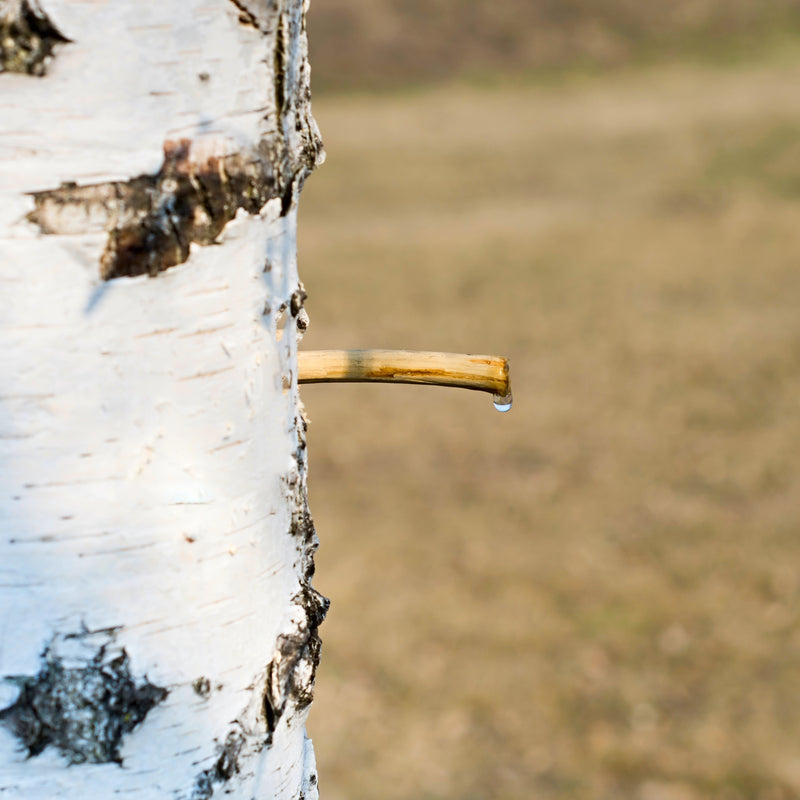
[28,138,290,279]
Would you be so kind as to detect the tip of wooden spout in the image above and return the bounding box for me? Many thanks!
[297,349,511,411]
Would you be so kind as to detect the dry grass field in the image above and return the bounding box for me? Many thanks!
[307,0,800,91]
[296,39,800,800]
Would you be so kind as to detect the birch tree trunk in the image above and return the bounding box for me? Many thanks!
[0,1,326,797]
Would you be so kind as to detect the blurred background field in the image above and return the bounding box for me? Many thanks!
[297,4,800,799]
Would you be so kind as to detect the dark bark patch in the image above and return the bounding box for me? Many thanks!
[289,285,307,318]
[0,0,70,76]
[273,10,286,116]
[261,670,278,743]
[191,729,246,800]
[0,627,167,765]
[264,583,329,730]
[289,499,316,551]
[27,137,287,280]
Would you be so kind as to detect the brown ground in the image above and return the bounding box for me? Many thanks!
[307,0,800,92]
[297,37,800,800]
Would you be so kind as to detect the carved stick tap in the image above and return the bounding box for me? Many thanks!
[298,349,512,410]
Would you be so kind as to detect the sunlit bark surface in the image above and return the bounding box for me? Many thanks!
[0,1,326,797]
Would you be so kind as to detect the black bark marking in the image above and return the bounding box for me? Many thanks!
[280,181,293,217]
[273,9,295,219]
[191,729,247,800]
[0,627,167,765]
[289,285,306,318]
[261,671,278,742]
[273,10,286,118]
[0,0,70,76]
[227,0,273,33]
[27,138,288,280]
[228,0,259,29]
[289,496,316,551]
[264,583,329,733]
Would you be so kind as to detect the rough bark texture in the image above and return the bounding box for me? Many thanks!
[0,1,325,797]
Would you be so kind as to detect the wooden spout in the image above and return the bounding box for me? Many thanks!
[297,349,510,398]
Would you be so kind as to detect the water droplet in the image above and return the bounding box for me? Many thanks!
[493,390,513,412]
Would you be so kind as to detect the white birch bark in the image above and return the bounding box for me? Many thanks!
[0,1,326,797]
